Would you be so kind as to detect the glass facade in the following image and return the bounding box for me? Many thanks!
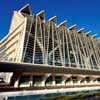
[0,6,100,71]
[21,13,100,70]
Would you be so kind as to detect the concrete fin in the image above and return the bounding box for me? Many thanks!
[49,16,57,23]
[92,34,97,39]
[19,4,32,15]
[85,31,91,37]
[68,24,76,30]
[77,28,84,34]
[57,20,67,27]
[36,10,45,20]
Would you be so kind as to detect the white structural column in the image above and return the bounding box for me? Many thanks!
[61,76,67,85]
[65,29,71,67]
[30,75,33,87]
[68,25,78,68]
[92,37,100,68]
[36,11,46,64]
[37,16,44,64]
[42,17,46,64]
[41,74,51,86]
[83,34,93,69]
[93,39,100,67]
[58,28,64,66]
[77,30,88,69]
[70,78,73,85]
[92,40,99,68]
[51,21,55,66]
[48,16,57,66]
[63,26,65,66]
[57,23,67,66]
[62,26,66,66]
[60,26,65,66]
[76,32,85,69]
[88,33,97,69]
[52,75,56,86]
[32,16,38,63]
[73,31,81,68]
[81,35,90,69]
[46,22,50,65]
[14,75,21,87]
[88,38,98,69]
[22,16,34,62]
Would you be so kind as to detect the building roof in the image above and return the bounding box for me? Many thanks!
[36,10,45,18]
[92,34,97,39]
[19,4,32,15]
[77,28,84,34]
[57,20,67,27]
[49,16,57,23]
[68,24,77,30]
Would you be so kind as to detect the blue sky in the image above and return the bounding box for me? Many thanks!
[0,0,100,40]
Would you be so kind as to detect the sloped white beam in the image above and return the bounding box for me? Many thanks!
[49,16,57,23]
[36,10,45,20]
[92,34,97,39]
[57,20,67,27]
[77,28,84,34]
[68,24,77,30]
[19,4,32,15]
[85,31,91,37]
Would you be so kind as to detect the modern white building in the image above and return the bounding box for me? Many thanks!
[0,4,100,91]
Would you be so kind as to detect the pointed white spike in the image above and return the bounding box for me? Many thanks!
[57,20,67,27]
[36,10,45,22]
[19,4,29,11]
[68,24,77,30]
[77,28,84,33]
[92,34,97,38]
[36,10,45,18]
[49,16,57,23]
[85,31,92,39]
[36,10,44,16]
[19,4,32,15]
[85,31,91,36]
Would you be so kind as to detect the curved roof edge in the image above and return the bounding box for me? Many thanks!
[19,4,32,15]
[49,16,57,23]
[68,24,77,30]
[57,20,67,27]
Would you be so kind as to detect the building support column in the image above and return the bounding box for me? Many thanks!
[52,75,56,86]
[41,74,51,87]
[29,75,33,87]
[14,75,21,88]
[62,76,66,86]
